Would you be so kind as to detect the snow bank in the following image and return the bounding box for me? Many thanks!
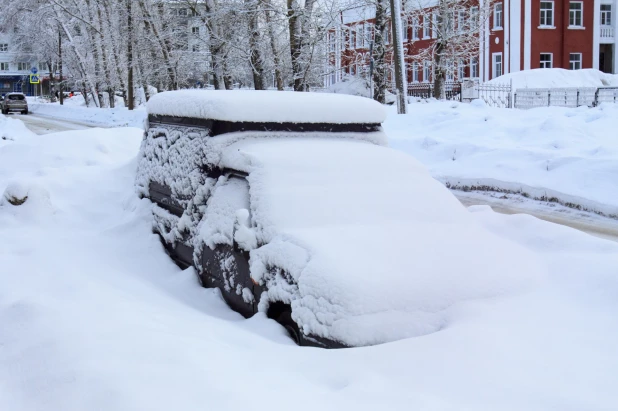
[147,90,387,124]
[1,124,618,410]
[0,114,36,143]
[29,102,147,128]
[385,100,618,214]
[489,68,618,89]
[219,138,544,346]
[326,75,396,104]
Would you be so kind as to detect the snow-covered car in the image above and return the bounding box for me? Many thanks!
[136,90,536,348]
[1,93,28,115]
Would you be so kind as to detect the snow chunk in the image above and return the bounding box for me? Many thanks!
[147,90,387,124]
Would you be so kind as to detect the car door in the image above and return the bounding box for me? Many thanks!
[200,174,257,317]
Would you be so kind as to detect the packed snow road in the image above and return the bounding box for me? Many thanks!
[9,113,94,135]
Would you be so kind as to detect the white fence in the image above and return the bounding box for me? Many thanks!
[514,87,618,109]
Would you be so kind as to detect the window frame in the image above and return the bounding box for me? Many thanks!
[471,57,479,78]
[601,4,612,26]
[402,18,409,41]
[423,15,431,38]
[492,53,503,78]
[423,60,431,82]
[412,62,419,82]
[458,58,465,79]
[458,10,467,33]
[0,44,8,52]
[568,1,583,27]
[0,62,9,71]
[494,3,503,29]
[539,53,553,68]
[192,26,200,35]
[356,24,365,48]
[540,1,555,27]
[470,7,479,30]
[412,18,420,39]
[569,53,582,70]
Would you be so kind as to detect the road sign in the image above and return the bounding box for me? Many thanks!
[29,74,40,84]
[31,67,38,74]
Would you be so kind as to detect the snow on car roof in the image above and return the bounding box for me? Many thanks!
[147,90,387,124]
[219,138,544,346]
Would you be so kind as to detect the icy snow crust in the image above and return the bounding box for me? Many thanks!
[147,90,387,124]
[220,139,544,346]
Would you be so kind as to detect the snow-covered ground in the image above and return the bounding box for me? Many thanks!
[489,68,618,88]
[385,100,618,217]
[1,103,618,409]
[28,100,146,128]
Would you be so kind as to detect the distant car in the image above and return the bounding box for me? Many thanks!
[1,92,28,115]
[136,90,533,348]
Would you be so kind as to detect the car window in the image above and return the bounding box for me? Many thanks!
[200,175,250,247]
[8,95,25,101]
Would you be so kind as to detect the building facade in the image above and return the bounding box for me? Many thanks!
[326,0,616,87]
[0,34,47,96]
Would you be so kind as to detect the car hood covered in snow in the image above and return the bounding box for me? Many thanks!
[220,138,545,346]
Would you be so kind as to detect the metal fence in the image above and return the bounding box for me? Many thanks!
[407,81,461,100]
[514,87,618,109]
[461,80,513,108]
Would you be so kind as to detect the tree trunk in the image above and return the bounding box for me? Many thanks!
[287,0,303,91]
[389,0,407,113]
[263,1,284,90]
[127,0,134,110]
[373,0,388,103]
[245,0,265,90]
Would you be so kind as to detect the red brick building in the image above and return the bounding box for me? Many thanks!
[325,0,616,87]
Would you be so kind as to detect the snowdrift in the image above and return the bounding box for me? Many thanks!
[489,68,618,89]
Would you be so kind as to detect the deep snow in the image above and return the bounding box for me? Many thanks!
[385,100,618,217]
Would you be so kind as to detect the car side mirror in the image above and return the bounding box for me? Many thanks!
[234,209,257,251]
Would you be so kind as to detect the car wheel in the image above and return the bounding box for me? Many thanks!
[22,110,28,115]
[277,310,302,346]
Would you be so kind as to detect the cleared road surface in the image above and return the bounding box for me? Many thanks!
[13,113,94,135]
[14,112,618,243]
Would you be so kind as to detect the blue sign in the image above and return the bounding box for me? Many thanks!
[31,67,38,74]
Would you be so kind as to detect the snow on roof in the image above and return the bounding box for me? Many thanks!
[147,90,387,124]
[220,138,544,346]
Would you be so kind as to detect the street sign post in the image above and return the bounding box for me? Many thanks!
[30,74,40,84]
[31,67,38,74]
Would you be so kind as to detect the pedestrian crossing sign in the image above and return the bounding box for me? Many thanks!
[30,74,40,84]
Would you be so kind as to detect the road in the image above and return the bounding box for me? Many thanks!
[15,113,618,243]
[12,112,94,135]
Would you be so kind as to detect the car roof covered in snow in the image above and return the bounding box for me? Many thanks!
[219,138,543,346]
[147,90,387,124]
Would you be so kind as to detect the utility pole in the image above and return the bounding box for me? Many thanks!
[127,0,134,110]
[59,28,63,106]
[389,0,407,114]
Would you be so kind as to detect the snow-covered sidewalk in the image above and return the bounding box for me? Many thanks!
[1,119,618,410]
[28,101,146,128]
[385,100,618,218]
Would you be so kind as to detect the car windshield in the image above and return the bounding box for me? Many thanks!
[8,95,25,101]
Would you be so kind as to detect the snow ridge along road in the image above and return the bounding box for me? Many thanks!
[11,113,94,135]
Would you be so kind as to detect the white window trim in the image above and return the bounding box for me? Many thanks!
[539,1,555,28]
[471,57,479,78]
[412,18,420,40]
[432,13,438,39]
[423,15,431,39]
[568,1,584,28]
[569,52,582,70]
[492,52,503,79]
[600,5,612,26]
[423,61,431,82]
[402,19,408,41]
[458,10,467,33]
[539,52,553,68]
[493,3,503,29]
[412,62,419,82]
[470,7,479,30]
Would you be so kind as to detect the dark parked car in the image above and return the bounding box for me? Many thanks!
[135,90,525,348]
[1,92,28,115]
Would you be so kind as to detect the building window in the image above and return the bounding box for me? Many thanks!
[540,53,553,68]
[357,24,365,48]
[412,18,419,39]
[458,58,465,79]
[17,62,29,71]
[423,15,431,38]
[365,23,373,45]
[569,2,583,27]
[178,8,187,16]
[471,57,479,78]
[0,44,7,52]
[423,61,431,82]
[494,3,503,28]
[569,53,582,70]
[0,63,8,71]
[540,1,554,26]
[432,13,438,38]
[412,62,419,82]
[350,29,356,49]
[192,27,199,35]
[458,10,467,33]
[328,32,336,52]
[492,53,502,78]
[470,7,479,29]
[39,61,47,70]
[402,19,408,41]
[601,5,611,26]
[192,44,200,52]
[446,60,454,81]
[384,27,389,44]
[350,64,356,76]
